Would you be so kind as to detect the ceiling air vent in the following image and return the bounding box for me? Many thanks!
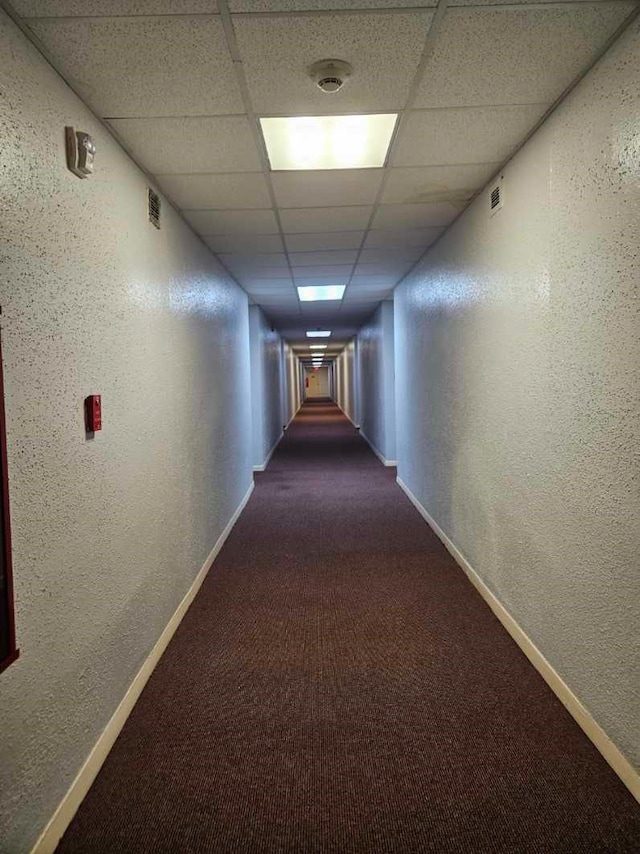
[148,188,161,229]
[489,179,503,217]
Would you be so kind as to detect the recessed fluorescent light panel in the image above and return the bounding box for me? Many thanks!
[309,344,327,350]
[306,331,331,338]
[260,114,398,171]
[298,285,345,302]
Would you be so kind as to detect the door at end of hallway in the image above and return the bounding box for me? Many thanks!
[305,368,329,398]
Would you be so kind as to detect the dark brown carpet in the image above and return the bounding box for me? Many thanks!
[58,401,640,853]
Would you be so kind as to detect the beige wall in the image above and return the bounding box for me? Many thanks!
[0,10,253,851]
[395,19,640,771]
[305,367,329,398]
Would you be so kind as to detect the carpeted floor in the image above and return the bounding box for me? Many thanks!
[58,401,640,853]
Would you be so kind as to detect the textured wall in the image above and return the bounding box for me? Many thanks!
[281,340,301,427]
[395,19,640,770]
[334,339,357,424]
[358,302,396,463]
[249,306,283,468]
[0,10,253,852]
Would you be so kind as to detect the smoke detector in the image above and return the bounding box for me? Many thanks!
[308,59,353,94]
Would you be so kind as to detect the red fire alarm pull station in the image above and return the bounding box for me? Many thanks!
[85,395,102,432]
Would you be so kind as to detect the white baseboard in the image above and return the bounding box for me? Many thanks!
[284,402,302,431]
[395,476,640,805]
[31,480,256,854]
[253,431,283,472]
[335,401,358,430]
[360,429,397,468]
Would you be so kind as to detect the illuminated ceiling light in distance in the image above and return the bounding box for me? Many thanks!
[306,331,331,338]
[298,285,345,302]
[309,344,327,349]
[260,114,398,171]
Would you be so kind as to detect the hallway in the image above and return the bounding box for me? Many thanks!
[57,402,639,853]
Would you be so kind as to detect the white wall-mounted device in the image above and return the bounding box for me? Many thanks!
[65,127,96,179]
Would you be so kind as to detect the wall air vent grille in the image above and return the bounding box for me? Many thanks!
[490,181,503,217]
[148,189,161,229]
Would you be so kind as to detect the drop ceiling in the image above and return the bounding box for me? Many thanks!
[12,0,637,360]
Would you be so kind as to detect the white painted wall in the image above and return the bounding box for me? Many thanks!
[395,19,640,771]
[249,306,283,469]
[358,302,396,464]
[281,340,302,427]
[334,339,358,425]
[0,11,253,852]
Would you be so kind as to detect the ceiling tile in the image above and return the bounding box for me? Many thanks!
[364,228,444,249]
[229,1,435,9]
[16,1,216,12]
[300,302,342,313]
[413,5,635,110]
[284,232,364,252]
[359,247,422,263]
[344,289,392,302]
[219,253,288,268]
[289,251,359,266]
[354,261,413,277]
[280,207,372,233]
[27,16,242,118]
[108,117,261,173]
[381,164,500,205]
[242,281,294,290]
[233,11,433,114]
[272,170,383,208]
[372,202,459,230]
[155,173,271,210]
[292,266,354,278]
[351,275,399,287]
[229,267,292,279]
[183,209,279,234]
[393,105,547,167]
[204,235,284,253]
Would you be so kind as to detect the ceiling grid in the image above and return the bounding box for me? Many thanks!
[8,0,639,359]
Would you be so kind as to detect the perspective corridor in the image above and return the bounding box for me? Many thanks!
[57,402,640,853]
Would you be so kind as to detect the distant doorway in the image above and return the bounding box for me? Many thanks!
[306,368,329,398]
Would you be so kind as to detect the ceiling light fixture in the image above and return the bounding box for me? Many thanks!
[298,285,345,302]
[306,331,331,338]
[309,344,327,350]
[260,114,398,171]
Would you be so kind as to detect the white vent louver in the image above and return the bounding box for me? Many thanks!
[148,188,161,229]
[490,180,503,217]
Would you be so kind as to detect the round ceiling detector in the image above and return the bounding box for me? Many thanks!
[308,59,353,94]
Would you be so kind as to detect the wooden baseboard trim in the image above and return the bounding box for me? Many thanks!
[396,475,640,805]
[30,480,256,854]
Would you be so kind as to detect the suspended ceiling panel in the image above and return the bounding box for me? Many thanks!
[232,12,434,114]
[413,5,633,108]
[15,0,638,351]
[27,16,241,116]
[107,117,261,173]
